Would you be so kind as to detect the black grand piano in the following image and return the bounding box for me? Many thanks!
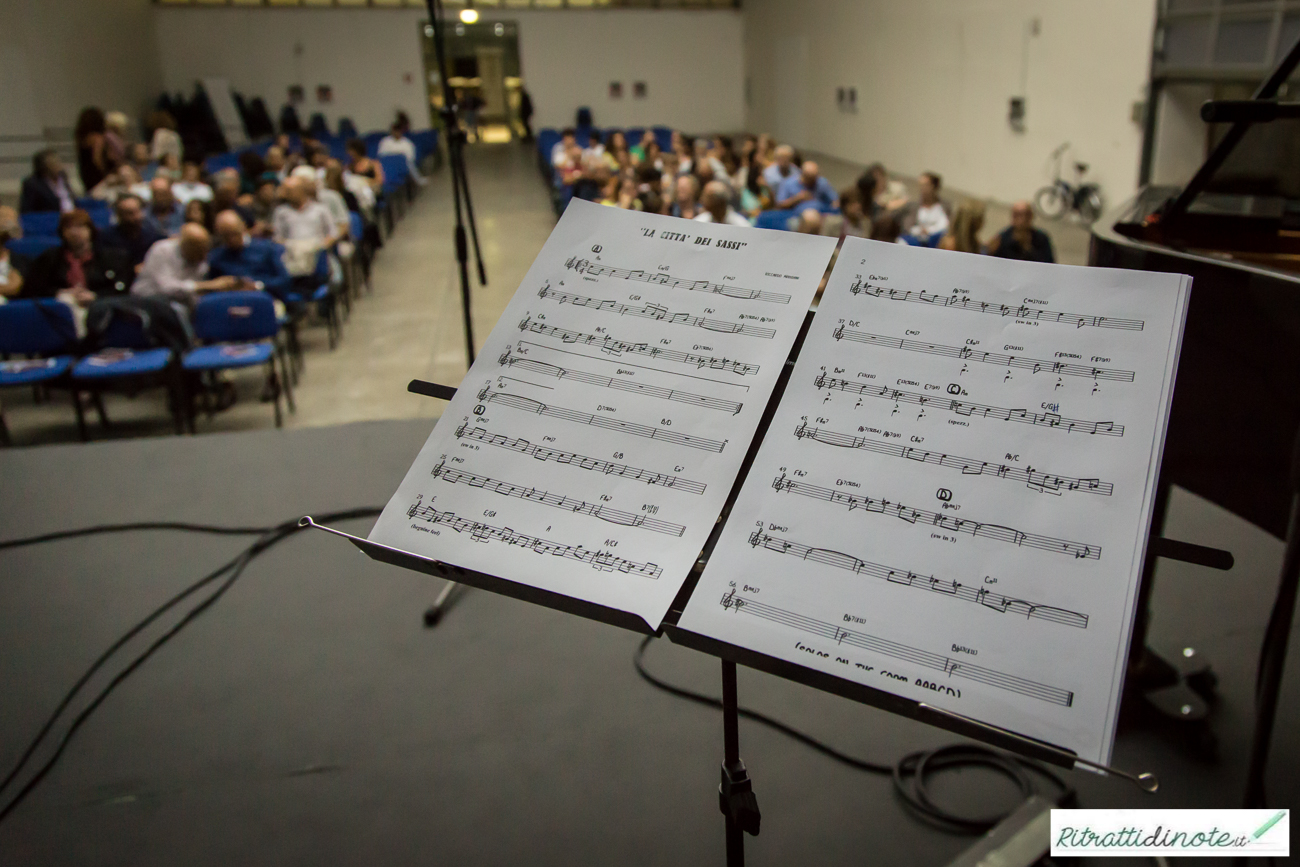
[1091,37,1300,802]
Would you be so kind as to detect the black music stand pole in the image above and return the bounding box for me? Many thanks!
[408,379,468,626]
[719,659,760,867]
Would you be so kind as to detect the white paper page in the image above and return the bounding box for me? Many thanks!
[677,239,1190,764]
[369,200,837,630]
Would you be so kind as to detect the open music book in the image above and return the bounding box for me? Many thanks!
[369,206,1190,766]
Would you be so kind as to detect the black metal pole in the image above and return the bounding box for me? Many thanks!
[722,659,744,867]
[423,0,482,367]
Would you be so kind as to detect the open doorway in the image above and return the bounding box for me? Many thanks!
[420,19,523,144]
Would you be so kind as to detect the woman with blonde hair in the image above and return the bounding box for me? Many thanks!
[940,199,987,254]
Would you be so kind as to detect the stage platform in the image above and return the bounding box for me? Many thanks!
[1,419,1297,865]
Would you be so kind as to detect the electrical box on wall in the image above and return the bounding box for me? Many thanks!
[1009,96,1026,132]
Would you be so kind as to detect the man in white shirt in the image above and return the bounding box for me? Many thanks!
[377,123,426,186]
[693,181,751,227]
[172,162,214,206]
[273,175,338,276]
[131,223,242,304]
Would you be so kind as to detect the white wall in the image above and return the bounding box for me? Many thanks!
[743,0,1157,205]
[155,7,744,136]
[0,0,161,191]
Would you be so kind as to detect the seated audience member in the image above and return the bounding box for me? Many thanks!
[272,175,337,276]
[89,164,149,205]
[20,149,76,214]
[293,165,349,243]
[871,212,903,244]
[603,131,632,174]
[148,111,183,165]
[103,112,130,169]
[988,200,1056,263]
[211,169,258,229]
[795,208,824,235]
[146,177,185,237]
[155,152,182,182]
[346,139,385,196]
[378,122,426,185]
[761,145,797,192]
[825,188,870,241]
[672,132,694,174]
[249,177,280,236]
[207,210,291,300]
[551,128,577,167]
[670,175,701,220]
[75,107,112,192]
[323,160,361,215]
[263,146,288,182]
[776,161,839,213]
[630,131,655,164]
[642,139,664,172]
[693,138,727,179]
[900,172,950,247]
[23,209,131,304]
[866,162,909,211]
[100,194,164,270]
[127,142,158,181]
[275,133,297,156]
[132,222,242,305]
[173,162,214,205]
[940,200,987,254]
[183,198,213,232]
[694,180,751,226]
[0,207,25,297]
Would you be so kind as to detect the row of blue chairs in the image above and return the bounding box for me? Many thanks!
[0,293,291,444]
[202,129,439,177]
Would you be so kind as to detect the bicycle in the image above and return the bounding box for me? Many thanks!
[1033,142,1104,223]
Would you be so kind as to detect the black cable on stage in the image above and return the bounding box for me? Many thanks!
[0,522,275,553]
[635,635,1075,833]
[0,507,383,826]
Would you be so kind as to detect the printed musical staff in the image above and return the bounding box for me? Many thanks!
[849,279,1145,331]
[792,421,1113,496]
[813,374,1125,436]
[747,529,1089,629]
[565,257,791,304]
[772,474,1102,559]
[432,462,686,536]
[498,349,743,414]
[718,591,1075,707]
[454,424,708,495]
[831,326,1136,382]
[519,317,760,377]
[539,286,776,339]
[479,386,728,452]
[405,501,662,579]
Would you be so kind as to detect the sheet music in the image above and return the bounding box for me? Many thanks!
[369,200,836,629]
[677,239,1190,764]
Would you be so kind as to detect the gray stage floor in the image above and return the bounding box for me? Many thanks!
[1,420,1296,865]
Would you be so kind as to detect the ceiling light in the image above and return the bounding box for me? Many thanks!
[460,8,479,24]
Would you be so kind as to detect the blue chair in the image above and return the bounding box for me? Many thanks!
[337,117,359,140]
[307,112,330,139]
[281,249,339,351]
[183,291,293,428]
[0,300,82,445]
[410,129,437,164]
[7,236,62,259]
[754,209,797,231]
[348,211,372,295]
[378,153,411,224]
[652,126,674,152]
[363,132,384,159]
[71,312,185,436]
[85,203,112,230]
[204,152,241,174]
[20,212,60,236]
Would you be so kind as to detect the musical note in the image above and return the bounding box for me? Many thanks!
[479,386,728,452]
[848,280,1144,331]
[565,257,791,304]
[539,286,776,340]
[831,327,1136,383]
[432,462,687,536]
[747,528,1088,629]
[407,502,662,578]
[498,349,742,414]
[715,593,1075,707]
[519,318,760,377]
[813,374,1125,437]
[770,474,1102,559]
[792,422,1113,496]
[454,424,708,494]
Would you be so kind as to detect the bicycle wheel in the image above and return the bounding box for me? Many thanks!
[1033,185,1067,220]
[1077,187,1104,223]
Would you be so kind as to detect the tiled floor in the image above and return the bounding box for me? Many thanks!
[2,142,1092,448]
